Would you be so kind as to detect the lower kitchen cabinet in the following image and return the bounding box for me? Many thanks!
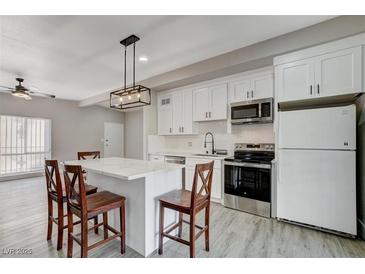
[185,157,222,203]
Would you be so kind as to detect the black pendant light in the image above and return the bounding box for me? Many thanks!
[110,35,151,110]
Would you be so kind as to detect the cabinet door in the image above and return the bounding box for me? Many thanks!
[157,108,173,135]
[315,46,362,98]
[172,92,183,134]
[209,84,228,120]
[211,168,222,201]
[229,78,251,103]
[276,58,315,102]
[193,87,210,121]
[251,74,273,100]
[277,149,356,235]
[181,89,193,134]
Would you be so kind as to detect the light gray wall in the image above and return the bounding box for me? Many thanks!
[356,94,365,239]
[0,93,124,162]
[124,109,144,160]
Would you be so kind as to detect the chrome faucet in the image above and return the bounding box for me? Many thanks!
[204,132,215,154]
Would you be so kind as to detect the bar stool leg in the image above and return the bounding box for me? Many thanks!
[81,217,88,258]
[57,202,64,250]
[94,216,99,234]
[67,210,74,258]
[103,212,108,240]
[189,213,196,258]
[178,212,183,237]
[158,202,164,255]
[120,203,126,254]
[205,205,210,252]
[47,197,53,241]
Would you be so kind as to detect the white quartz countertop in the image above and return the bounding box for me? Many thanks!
[149,151,230,160]
[64,157,184,180]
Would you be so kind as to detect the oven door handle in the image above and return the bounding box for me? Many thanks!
[224,161,271,169]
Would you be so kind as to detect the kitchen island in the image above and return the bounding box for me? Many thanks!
[64,157,184,257]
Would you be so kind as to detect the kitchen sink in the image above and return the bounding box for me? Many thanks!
[192,153,222,158]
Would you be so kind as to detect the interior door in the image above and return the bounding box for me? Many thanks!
[229,78,251,102]
[209,83,228,120]
[193,87,210,121]
[103,122,124,157]
[251,74,273,100]
[315,46,362,97]
[276,58,315,102]
[277,149,356,235]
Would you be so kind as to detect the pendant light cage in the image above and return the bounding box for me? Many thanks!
[110,35,151,110]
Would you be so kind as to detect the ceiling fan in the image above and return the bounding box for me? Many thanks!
[0,78,56,100]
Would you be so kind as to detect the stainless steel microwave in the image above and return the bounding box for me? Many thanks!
[230,98,273,124]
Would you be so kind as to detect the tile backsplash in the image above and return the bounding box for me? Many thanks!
[148,121,274,156]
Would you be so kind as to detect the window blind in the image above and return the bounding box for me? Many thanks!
[0,115,51,176]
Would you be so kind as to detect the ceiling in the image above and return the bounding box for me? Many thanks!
[0,15,335,101]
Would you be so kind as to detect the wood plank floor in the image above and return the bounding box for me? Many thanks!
[1,176,365,258]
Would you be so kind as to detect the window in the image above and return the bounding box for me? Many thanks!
[0,115,51,176]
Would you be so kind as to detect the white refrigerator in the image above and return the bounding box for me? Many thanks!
[277,104,356,236]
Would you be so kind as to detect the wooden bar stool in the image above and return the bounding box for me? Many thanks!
[45,160,98,250]
[63,164,126,258]
[77,151,101,160]
[158,161,214,258]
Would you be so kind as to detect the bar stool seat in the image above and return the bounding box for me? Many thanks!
[48,184,98,203]
[86,191,126,214]
[159,189,207,211]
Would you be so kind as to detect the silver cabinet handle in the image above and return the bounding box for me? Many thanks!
[246,91,249,98]
[317,84,320,95]
[310,85,313,95]
[251,90,253,98]
[209,112,211,118]
[169,128,172,133]
[182,126,184,133]
[179,127,181,133]
[205,112,208,118]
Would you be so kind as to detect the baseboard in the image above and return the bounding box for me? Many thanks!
[0,171,43,182]
[358,219,365,240]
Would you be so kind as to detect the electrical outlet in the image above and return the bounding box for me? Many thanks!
[187,141,192,147]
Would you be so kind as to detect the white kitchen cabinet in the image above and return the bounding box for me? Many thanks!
[185,157,222,203]
[277,149,356,235]
[193,83,227,121]
[315,47,362,97]
[229,73,273,103]
[276,59,315,102]
[157,93,173,135]
[172,89,194,135]
[276,46,362,103]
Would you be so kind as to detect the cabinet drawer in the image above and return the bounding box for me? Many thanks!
[149,155,165,162]
[186,157,221,169]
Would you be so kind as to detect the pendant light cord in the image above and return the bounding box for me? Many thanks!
[124,46,127,91]
[133,42,136,87]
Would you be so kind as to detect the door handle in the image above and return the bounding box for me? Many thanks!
[310,85,313,95]
[251,90,253,98]
[317,84,320,95]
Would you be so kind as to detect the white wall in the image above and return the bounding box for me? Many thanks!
[0,93,125,162]
[124,109,144,159]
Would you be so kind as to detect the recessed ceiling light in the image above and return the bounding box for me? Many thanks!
[139,56,148,62]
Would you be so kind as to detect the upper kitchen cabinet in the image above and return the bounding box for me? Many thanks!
[158,89,196,136]
[157,93,173,135]
[315,47,362,97]
[274,34,364,105]
[193,83,228,121]
[229,72,274,103]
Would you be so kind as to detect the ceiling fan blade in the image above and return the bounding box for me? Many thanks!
[0,85,13,90]
[28,90,56,99]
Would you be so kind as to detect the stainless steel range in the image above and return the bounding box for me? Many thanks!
[224,143,275,218]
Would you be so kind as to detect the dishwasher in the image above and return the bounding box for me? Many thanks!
[164,156,186,189]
